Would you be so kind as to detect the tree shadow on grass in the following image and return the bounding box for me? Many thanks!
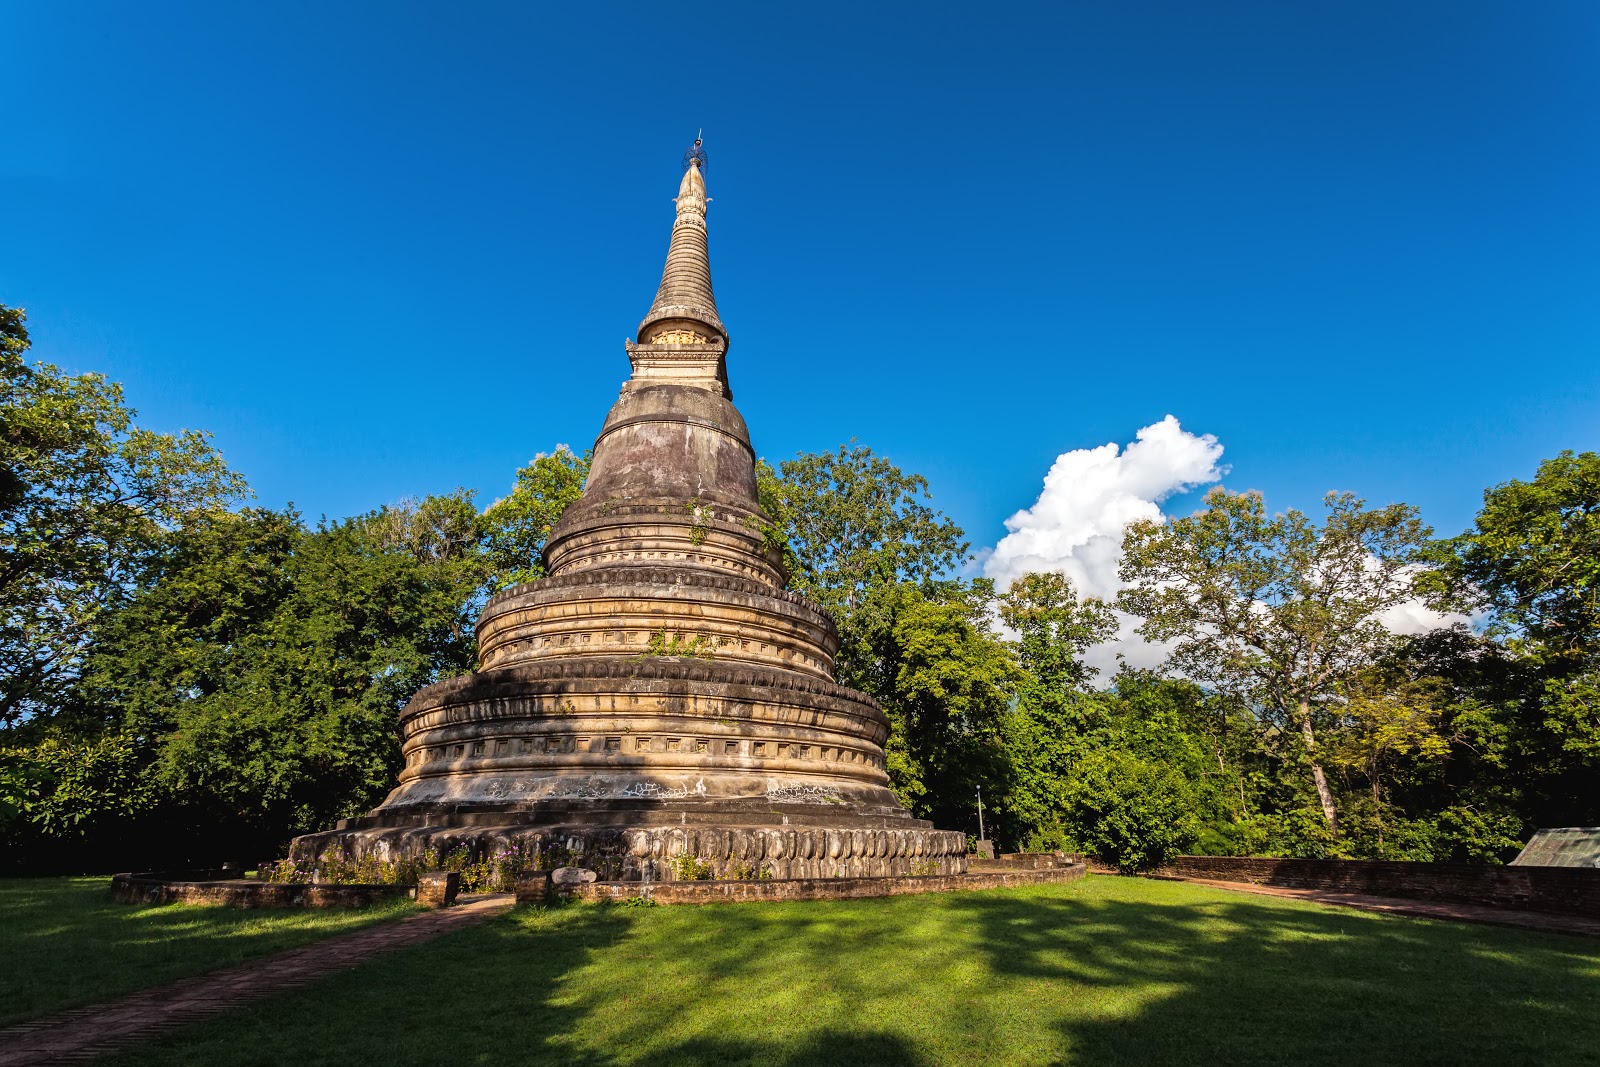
[105,902,645,1067]
[102,882,1600,1067]
[107,898,943,1066]
[0,876,414,1027]
[942,880,1600,1065]
[643,1030,929,1067]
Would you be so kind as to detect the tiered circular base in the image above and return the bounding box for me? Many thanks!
[288,374,972,882]
[289,655,966,881]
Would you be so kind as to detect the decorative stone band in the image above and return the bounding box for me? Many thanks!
[487,564,830,619]
[289,824,971,884]
[476,568,841,679]
[379,657,898,816]
[542,507,787,588]
[646,328,715,345]
[618,823,969,882]
[623,339,730,396]
[635,307,725,339]
[397,657,887,729]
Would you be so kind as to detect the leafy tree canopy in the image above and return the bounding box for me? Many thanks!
[759,444,969,617]
[482,446,589,590]
[999,571,1116,695]
[1433,450,1600,665]
[1118,489,1439,833]
[0,304,245,727]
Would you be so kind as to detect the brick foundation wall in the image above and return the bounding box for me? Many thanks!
[1156,856,1600,918]
[111,873,416,908]
[520,863,1085,906]
[971,852,1084,871]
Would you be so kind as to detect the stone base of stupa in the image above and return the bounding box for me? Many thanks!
[288,654,968,881]
[289,808,968,882]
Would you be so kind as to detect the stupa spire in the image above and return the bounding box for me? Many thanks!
[637,148,726,347]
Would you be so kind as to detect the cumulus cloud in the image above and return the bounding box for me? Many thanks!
[983,416,1227,680]
[984,415,1226,595]
[984,415,1227,598]
[983,418,1468,683]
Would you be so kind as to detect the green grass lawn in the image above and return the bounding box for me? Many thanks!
[0,876,419,1027]
[102,874,1600,1066]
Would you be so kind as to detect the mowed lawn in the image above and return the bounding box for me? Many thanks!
[103,874,1600,1067]
[0,877,419,1027]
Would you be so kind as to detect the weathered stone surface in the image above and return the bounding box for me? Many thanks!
[551,866,598,885]
[416,871,459,907]
[290,151,964,882]
[294,824,969,883]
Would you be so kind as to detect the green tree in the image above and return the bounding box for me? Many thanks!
[0,304,245,726]
[146,501,485,842]
[1061,748,1205,871]
[999,571,1116,694]
[991,572,1116,848]
[367,490,496,649]
[758,444,968,619]
[1344,628,1531,862]
[1436,451,1600,663]
[482,446,589,590]
[1327,667,1451,810]
[759,445,1009,828]
[9,493,497,863]
[870,583,1023,822]
[1119,489,1440,835]
[1001,672,1246,865]
[1424,453,1600,830]
[1434,451,1600,766]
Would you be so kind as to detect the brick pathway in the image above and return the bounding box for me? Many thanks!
[0,894,514,1065]
[1163,876,1600,938]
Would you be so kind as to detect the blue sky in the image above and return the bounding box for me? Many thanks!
[6,1,1598,561]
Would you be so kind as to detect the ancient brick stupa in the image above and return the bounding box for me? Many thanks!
[291,150,967,881]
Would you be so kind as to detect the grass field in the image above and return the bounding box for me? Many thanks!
[97,874,1600,1066]
[0,877,419,1027]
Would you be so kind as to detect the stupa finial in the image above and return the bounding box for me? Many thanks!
[683,134,707,172]
[637,139,724,350]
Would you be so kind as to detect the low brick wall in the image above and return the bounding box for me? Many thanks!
[111,873,416,908]
[971,851,1084,871]
[522,863,1085,906]
[1155,856,1600,919]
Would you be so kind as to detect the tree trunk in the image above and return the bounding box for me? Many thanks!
[1298,700,1339,834]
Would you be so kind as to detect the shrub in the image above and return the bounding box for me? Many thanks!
[670,853,713,880]
[263,841,545,891]
[1063,751,1202,872]
[724,859,772,880]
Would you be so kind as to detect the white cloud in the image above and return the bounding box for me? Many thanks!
[983,416,1227,682]
[984,414,1226,598]
[983,419,1466,683]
